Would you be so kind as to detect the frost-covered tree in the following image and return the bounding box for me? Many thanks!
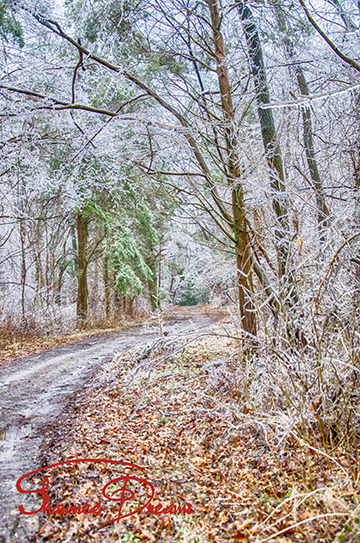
[1,0,360,346]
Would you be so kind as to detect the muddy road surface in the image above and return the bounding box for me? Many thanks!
[0,307,227,542]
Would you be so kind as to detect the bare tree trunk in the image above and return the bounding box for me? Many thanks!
[54,239,68,305]
[233,186,257,336]
[127,296,135,316]
[71,226,78,270]
[19,218,27,325]
[76,212,88,325]
[34,249,44,308]
[296,68,330,232]
[207,0,257,337]
[273,3,330,234]
[351,93,360,304]
[237,1,291,280]
[54,267,65,306]
[103,253,110,319]
[32,220,45,309]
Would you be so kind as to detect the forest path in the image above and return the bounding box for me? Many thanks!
[0,306,227,543]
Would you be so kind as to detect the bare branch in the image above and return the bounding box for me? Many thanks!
[298,0,360,73]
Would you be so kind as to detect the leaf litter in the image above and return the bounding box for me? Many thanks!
[32,332,359,543]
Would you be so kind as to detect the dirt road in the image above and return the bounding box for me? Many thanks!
[0,307,227,543]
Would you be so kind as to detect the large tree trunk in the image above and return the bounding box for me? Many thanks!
[76,212,88,324]
[207,0,257,337]
[237,1,291,280]
[233,186,257,336]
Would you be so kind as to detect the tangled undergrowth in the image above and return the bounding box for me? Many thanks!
[32,330,360,543]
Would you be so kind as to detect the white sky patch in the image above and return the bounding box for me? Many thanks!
[54,0,65,18]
